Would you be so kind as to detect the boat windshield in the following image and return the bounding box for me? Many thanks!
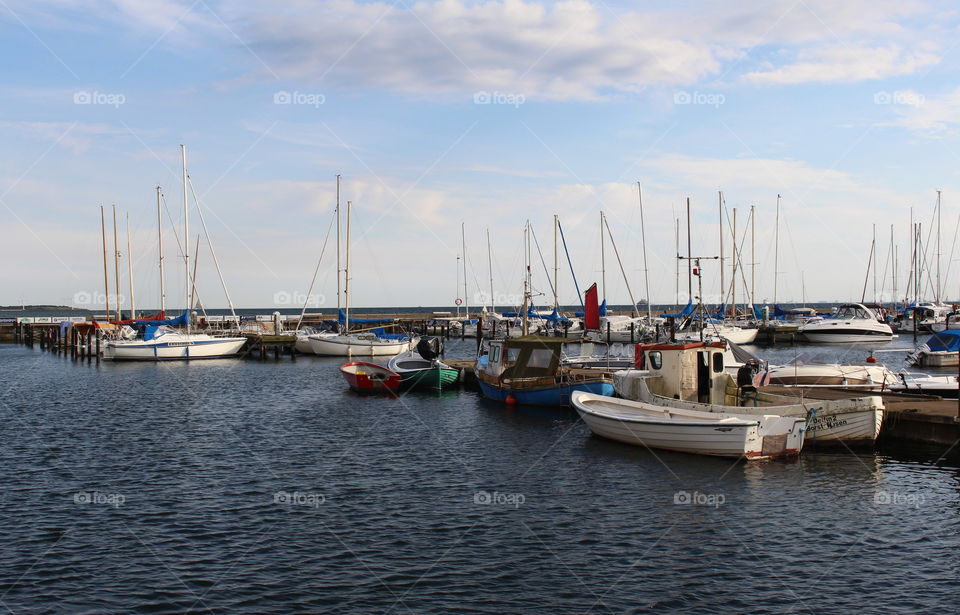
[836,305,872,320]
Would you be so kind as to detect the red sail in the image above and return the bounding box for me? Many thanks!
[584,283,600,330]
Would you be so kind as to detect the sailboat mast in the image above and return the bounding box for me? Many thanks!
[637,182,652,321]
[750,204,756,306]
[181,144,189,334]
[487,228,495,313]
[674,217,680,310]
[718,191,724,314]
[344,201,351,333]
[336,175,341,323]
[462,222,469,319]
[686,198,692,303]
[774,195,780,306]
[100,205,110,320]
[603,215,639,318]
[937,190,942,303]
[156,186,165,314]
[112,204,120,321]
[600,211,606,304]
[522,222,530,335]
[553,214,559,310]
[872,224,878,303]
[126,212,136,320]
[732,207,737,319]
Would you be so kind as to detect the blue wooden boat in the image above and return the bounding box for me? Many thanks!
[475,335,615,407]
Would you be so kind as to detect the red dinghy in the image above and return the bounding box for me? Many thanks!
[339,361,401,393]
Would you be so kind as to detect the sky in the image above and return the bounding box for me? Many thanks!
[2,0,960,311]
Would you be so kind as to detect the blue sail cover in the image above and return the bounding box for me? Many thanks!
[503,307,571,323]
[925,330,960,352]
[661,301,694,318]
[133,310,189,327]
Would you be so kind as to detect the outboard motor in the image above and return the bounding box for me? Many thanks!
[416,336,444,360]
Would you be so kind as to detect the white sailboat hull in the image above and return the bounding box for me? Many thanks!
[104,334,246,360]
[572,392,805,459]
[309,334,415,357]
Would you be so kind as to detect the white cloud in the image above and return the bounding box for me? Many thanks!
[883,86,960,135]
[743,44,939,84]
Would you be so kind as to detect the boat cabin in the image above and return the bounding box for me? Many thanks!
[833,303,880,321]
[481,335,564,381]
[633,341,733,404]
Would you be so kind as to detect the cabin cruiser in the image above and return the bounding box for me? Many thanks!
[798,303,893,343]
[897,302,953,333]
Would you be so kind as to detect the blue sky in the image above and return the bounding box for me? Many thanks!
[2,0,960,311]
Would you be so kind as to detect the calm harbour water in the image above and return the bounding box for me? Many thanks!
[1,339,959,614]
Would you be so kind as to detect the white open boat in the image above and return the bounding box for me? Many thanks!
[309,332,415,357]
[615,341,885,446]
[572,392,804,459]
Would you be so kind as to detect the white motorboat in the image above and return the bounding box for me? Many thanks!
[798,304,893,343]
[758,362,897,390]
[906,330,960,367]
[898,303,953,333]
[615,341,885,446]
[571,391,805,460]
[889,374,959,398]
[104,327,246,360]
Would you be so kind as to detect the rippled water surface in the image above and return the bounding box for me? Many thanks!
[2,340,959,614]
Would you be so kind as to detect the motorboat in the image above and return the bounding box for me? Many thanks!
[798,303,893,343]
[571,392,805,460]
[907,330,960,367]
[758,361,897,390]
[387,337,459,390]
[309,332,417,357]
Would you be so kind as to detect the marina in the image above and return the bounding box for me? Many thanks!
[6,2,960,612]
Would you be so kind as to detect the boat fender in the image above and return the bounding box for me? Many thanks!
[505,394,517,406]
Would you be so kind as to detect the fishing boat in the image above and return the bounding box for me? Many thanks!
[571,392,805,460]
[387,338,459,390]
[475,335,615,406]
[798,303,893,343]
[614,341,885,446]
[339,361,401,393]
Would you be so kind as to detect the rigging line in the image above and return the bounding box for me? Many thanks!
[724,206,756,306]
[187,174,238,323]
[942,212,960,296]
[557,219,584,310]
[295,208,337,331]
[527,224,557,307]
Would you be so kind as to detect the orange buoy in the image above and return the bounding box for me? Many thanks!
[866,353,877,363]
[505,394,517,406]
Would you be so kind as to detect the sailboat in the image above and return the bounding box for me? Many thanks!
[103,146,246,360]
[308,200,417,357]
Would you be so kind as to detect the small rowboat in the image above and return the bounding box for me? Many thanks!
[339,361,401,393]
[387,352,460,390]
[571,392,805,460]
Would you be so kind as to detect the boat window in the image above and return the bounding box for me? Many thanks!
[491,345,501,363]
[712,352,723,373]
[507,347,521,364]
[649,351,662,370]
[527,348,554,369]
